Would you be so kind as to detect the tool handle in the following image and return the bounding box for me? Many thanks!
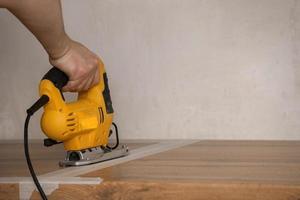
[42,67,69,91]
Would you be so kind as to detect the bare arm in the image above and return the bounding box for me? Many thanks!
[0,0,100,92]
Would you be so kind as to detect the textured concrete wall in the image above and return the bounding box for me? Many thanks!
[0,0,300,140]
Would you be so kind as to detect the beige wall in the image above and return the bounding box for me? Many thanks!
[0,0,300,140]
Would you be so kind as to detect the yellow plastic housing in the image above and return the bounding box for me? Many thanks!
[39,62,113,151]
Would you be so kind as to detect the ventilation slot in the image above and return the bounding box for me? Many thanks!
[98,107,104,124]
[66,112,77,132]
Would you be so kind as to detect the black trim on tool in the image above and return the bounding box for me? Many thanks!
[42,67,68,90]
[42,67,69,100]
[102,73,114,114]
[44,138,62,147]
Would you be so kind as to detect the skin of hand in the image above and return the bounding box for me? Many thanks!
[0,0,100,92]
[50,39,101,92]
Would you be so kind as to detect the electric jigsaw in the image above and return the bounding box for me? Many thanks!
[24,60,128,199]
[27,61,128,167]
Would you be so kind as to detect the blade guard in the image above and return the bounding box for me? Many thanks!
[39,61,114,151]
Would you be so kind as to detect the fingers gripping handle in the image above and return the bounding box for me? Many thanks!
[42,67,69,90]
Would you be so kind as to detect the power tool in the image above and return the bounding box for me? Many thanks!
[24,61,128,199]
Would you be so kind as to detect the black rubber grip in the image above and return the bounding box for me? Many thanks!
[42,67,69,90]
[26,95,50,116]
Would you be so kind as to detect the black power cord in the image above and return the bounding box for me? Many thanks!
[24,95,49,200]
[107,122,119,150]
[24,114,48,200]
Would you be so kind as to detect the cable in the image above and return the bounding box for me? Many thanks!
[24,95,49,200]
[24,114,48,200]
[107,122,119,150]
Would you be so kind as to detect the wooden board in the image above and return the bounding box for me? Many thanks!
[0,184,19,200]
[30,182,300,200]
[1,140,300,200]
[83,140,300,184]
[0,141,151,177]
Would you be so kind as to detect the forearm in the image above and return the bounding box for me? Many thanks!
[0,0,100,92]
[2,0,70,59]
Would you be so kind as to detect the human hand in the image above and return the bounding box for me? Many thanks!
[49,40,100,92]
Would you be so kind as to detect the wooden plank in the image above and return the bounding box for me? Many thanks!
[0,141,154,177]
[83,141,300,185]
[1,140,300,199]
[30,181,300,200]
[0,184,19,200]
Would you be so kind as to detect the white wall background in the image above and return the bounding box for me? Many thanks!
[0,0,300,140]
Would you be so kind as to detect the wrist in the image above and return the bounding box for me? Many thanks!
[47,33,72,61]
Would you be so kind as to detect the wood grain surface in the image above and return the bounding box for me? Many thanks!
[0,141,150,177]
[0,184,19,200]
[83,141,300,185]
[1,140,300,200]
[30,181,300,200]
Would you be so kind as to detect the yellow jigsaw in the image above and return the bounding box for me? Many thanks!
[38,61,128,166]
